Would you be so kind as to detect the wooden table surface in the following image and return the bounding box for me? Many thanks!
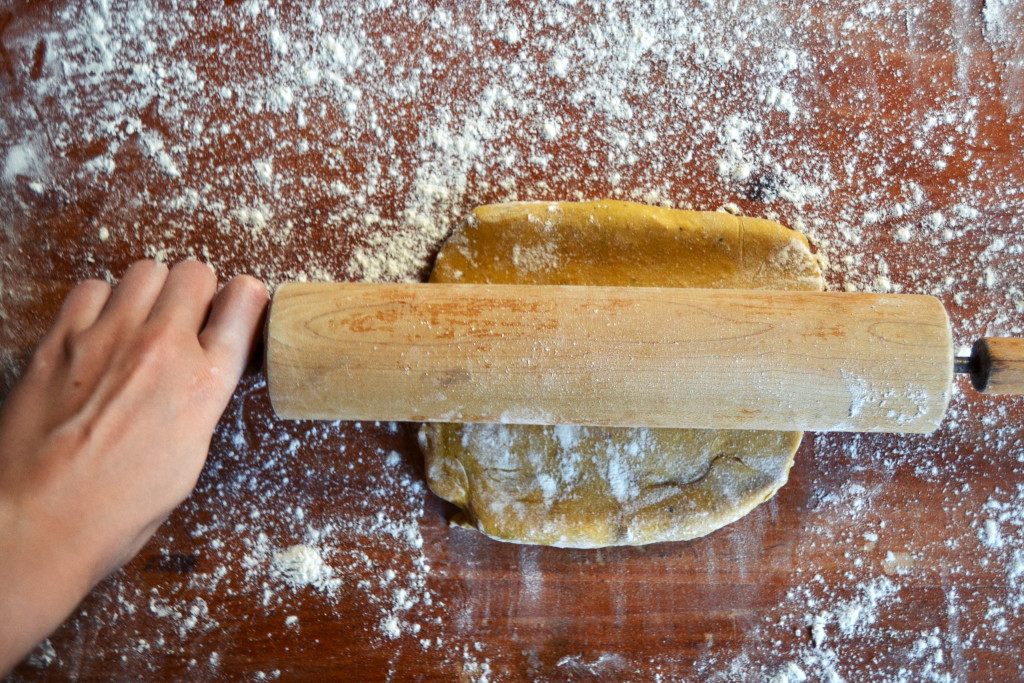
[2,0,1023,680]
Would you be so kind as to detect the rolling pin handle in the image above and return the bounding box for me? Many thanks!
[966,337,1024,395]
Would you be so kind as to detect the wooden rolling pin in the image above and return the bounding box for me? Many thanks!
[266,283,1024,433]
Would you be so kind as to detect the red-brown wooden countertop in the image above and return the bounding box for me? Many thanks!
[2,0,1023,680]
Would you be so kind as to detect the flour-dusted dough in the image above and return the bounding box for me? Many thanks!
[419,200,824,547]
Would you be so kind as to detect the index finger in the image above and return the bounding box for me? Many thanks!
[198,275,269,384]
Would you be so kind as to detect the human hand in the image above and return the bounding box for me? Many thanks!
[0,260,268,673]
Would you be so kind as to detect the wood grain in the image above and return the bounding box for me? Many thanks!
[1,0,1023,681]
[268,283,954,433]
[971,337,1024,395]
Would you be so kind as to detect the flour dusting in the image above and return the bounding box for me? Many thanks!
[1,0,1022,680]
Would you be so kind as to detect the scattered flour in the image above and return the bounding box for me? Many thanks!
[272,544,339,591]
[1,0,1022,680]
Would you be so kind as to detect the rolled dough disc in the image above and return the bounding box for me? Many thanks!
[418,200,824,547]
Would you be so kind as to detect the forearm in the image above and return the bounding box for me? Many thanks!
[0,496,98,675]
